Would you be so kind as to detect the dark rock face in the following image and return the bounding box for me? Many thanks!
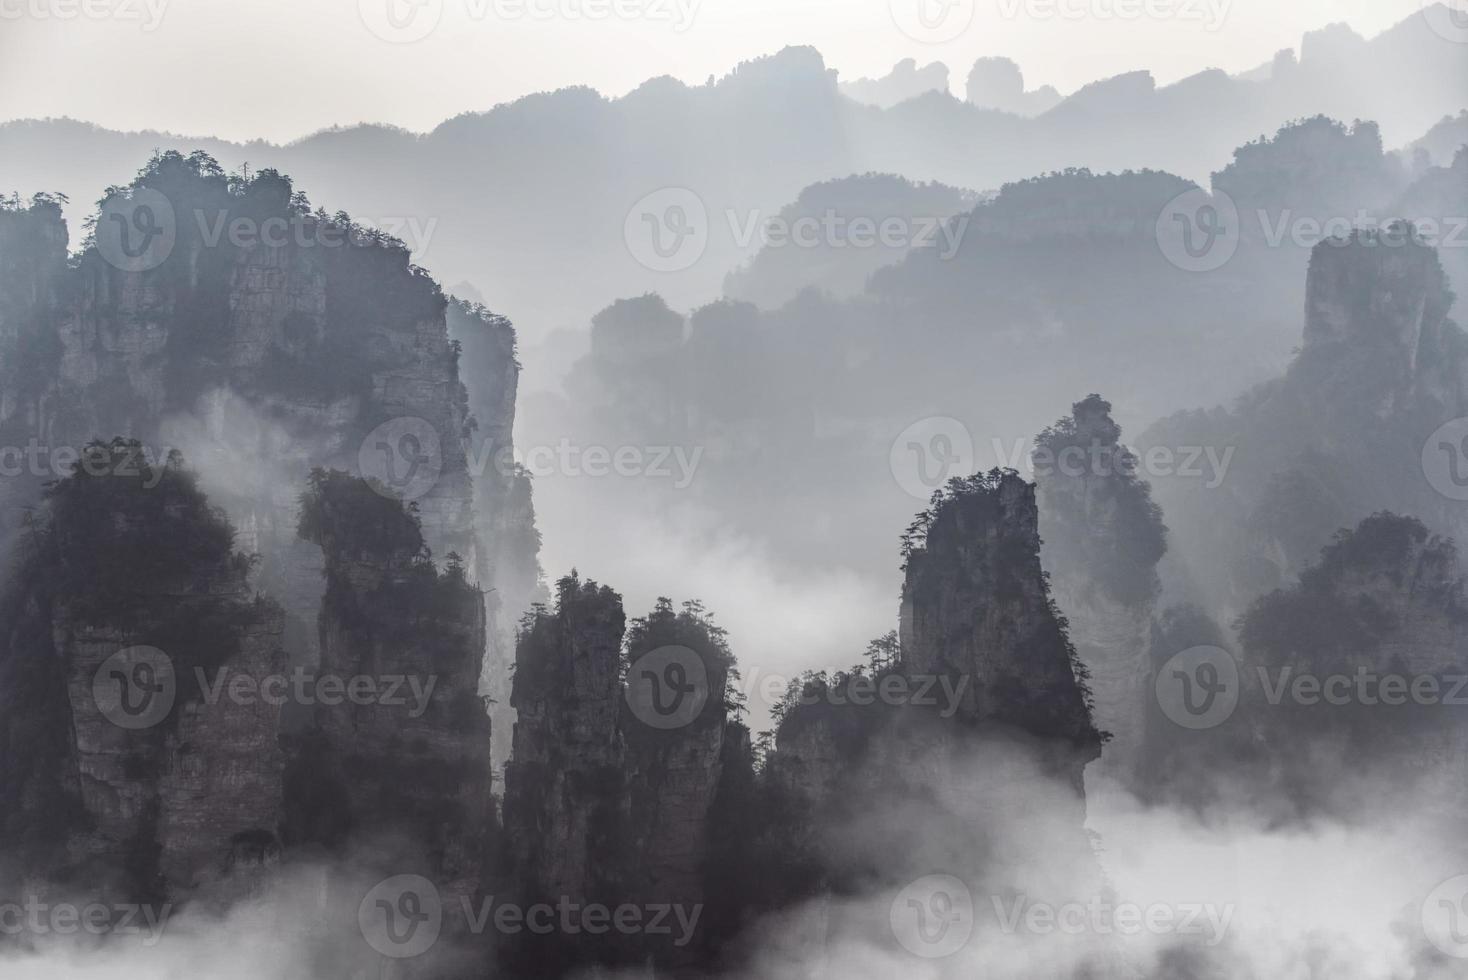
[1034,395,1166,786]
[900,471,1101,751]
[1235,513,1468,822]
[1142,233,1467,620]
[753,472,1103,970]
[290,469,496,917]
[500,578,740,975]
[502,574,626,908]
[0,444,286,904]
[0,155,536,704]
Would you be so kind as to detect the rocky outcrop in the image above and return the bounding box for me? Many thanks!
[500,578,740,974]
[0,442,286,905]
[899,470,1101,752]
[1034,395,1166,787]
[1142,233,1467,620]
[0,154,534,694]
[501,573,626,908]
[290,469,495,918]
[1236,513,1468,822]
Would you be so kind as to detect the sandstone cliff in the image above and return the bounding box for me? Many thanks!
[1142,231,1466,620]
[1034,395,1166,788]
[0,442,286,907]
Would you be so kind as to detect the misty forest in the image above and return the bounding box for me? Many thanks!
[2,1,1468,977]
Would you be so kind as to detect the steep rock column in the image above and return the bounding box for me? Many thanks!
[292,469,495,919]
[0,443,287,904]
[501,572,626,902]
[1033,394,1166,788]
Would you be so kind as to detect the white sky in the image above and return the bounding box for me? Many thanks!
[0,0,1438,143]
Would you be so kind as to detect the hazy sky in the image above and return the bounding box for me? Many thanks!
[0,0,1438,143]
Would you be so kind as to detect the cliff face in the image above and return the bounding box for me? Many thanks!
[1034,395,1166,787]
[502,573,626,906]
[1142,233,1467,620]
[1236,513,1468,822]
[0,443,286,905]
[500,578,739,974]
[448,299,543,769]
[753,472,1104,971]
[0,155,535,696]
[900,471,1101,750]
[289,470,495,925]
